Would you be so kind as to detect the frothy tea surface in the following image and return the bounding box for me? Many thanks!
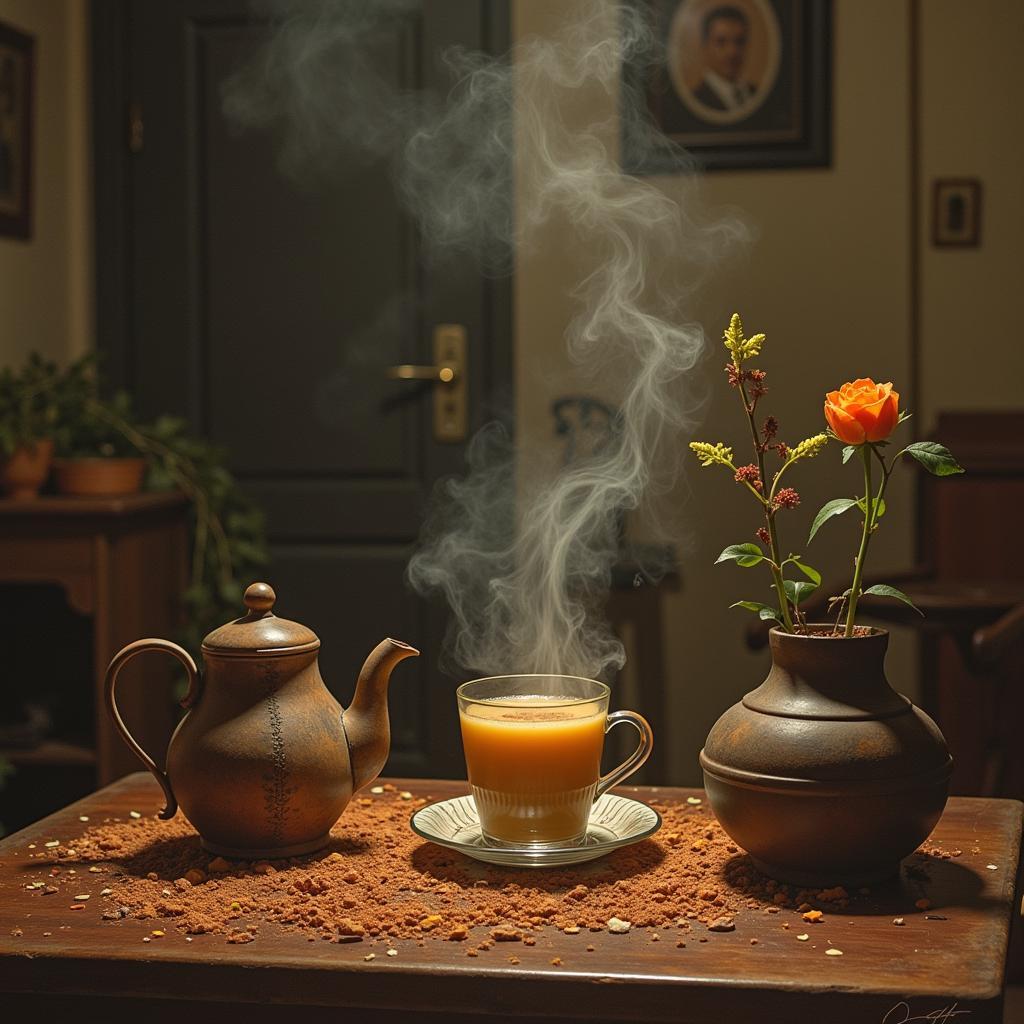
[459,693,606,844]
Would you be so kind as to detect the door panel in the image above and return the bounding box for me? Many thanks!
[94,1,512,777]
[202,22,413,477]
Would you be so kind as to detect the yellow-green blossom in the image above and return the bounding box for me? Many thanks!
[790,433,829,461]
[722,312,765,363]
[689,441,733,468]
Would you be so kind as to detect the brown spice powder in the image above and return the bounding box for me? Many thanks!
[32,789,913,946]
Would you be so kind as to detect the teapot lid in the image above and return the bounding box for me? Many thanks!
[202,582,320,655]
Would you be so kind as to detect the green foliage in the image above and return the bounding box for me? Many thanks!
[0,353,62,456]
[807,497,859,543]
[900,441,965,477]
[4,353,268,659]
[783,578,818,606]
[781,556,821,586]
[715,543,764,567]
[53,358,137,458]
[862,583,923,615]
[856,495,886,521]
[730,600,782,624]
[115,410,268,655]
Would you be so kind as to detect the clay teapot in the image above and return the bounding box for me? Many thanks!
[104,582,418,859]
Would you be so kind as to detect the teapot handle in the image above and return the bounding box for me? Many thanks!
[104,638,200,820]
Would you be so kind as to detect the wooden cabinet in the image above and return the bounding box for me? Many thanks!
[0,493,188,788]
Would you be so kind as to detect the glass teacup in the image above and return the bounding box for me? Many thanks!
[457,674,654,847]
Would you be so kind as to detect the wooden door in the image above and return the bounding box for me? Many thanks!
[92,1,512,777]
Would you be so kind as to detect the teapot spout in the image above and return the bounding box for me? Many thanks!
[345,638,419,793]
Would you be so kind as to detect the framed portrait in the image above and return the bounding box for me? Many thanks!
[932,179,982,248]
[623,0,831,173]
[0,19,34,239]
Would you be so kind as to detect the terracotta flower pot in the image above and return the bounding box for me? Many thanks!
[0,439,54,499]
[53,457,147,497]
[699,626,952,887]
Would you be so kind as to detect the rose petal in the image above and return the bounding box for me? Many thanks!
[825,402,866,445]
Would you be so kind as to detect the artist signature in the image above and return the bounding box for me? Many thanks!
[882,1001,971,1024]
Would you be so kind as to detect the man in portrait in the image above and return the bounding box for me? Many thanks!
[692,5,757,113]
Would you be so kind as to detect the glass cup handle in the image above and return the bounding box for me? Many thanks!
[596,710,654,798]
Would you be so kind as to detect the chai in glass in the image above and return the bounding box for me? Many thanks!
[457,675,653,847]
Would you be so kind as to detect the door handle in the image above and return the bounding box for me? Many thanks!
[386,364,457,383]
[386,324,467,443]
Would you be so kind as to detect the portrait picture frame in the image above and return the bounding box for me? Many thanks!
[622,0,832,173]
[0,19,34,240]
[931,179,982,248]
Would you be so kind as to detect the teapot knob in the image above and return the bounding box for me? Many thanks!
[244,582,276,615]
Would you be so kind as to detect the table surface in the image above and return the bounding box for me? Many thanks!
[0,775,1020,1024]
[0,490,186,518]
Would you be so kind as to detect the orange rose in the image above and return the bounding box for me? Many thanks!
[824,379,900,445]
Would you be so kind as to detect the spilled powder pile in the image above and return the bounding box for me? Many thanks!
[29,786,937,947]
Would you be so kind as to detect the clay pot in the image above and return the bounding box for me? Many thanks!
[53,457,147,497]
[0,439,54,499]
[699,626,951,887]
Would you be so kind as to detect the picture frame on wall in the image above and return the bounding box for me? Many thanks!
[623,0,831,173]
[0,19,34,240]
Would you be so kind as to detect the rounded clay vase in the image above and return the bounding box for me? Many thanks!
[53,457,147,497]
[699,626,952,887]
[1,439,54,499]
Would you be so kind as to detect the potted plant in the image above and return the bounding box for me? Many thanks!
[692,314,963,886]
[51,358,147,496]
[0,354,60,499]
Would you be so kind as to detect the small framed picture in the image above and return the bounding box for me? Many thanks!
[623,0,831,173]
[0,19,34,240]
[932,179,982,248]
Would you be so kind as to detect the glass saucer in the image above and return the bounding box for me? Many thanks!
[409,793,662,867]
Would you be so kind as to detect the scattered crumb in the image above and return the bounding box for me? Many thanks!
[825,948,843,956]
[797,934,809,941]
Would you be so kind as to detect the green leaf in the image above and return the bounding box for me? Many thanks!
[731,600,773,612]
[856,496,887,521]
[808,498,859,543]
[728,602,782,624]
[715,543,764,568]
[842,445,857,464]
[791,558,822,586]
[901,441,965,477]
[784,579,819,606]
[862,584,923,615]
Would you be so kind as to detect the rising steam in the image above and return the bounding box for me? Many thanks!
[224,0,746,681]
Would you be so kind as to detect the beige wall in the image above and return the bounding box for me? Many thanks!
[919,0,1024,424]
[0,0,91,368]
[514,0,917,785]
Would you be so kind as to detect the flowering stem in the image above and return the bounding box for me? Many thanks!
[734,362,794,631]
[844,444,875,636]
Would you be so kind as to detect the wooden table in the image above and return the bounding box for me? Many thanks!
[1,776,1021,1023]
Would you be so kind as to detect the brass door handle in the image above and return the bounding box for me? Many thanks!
[385,324,468,443]
[386,364,457,383]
